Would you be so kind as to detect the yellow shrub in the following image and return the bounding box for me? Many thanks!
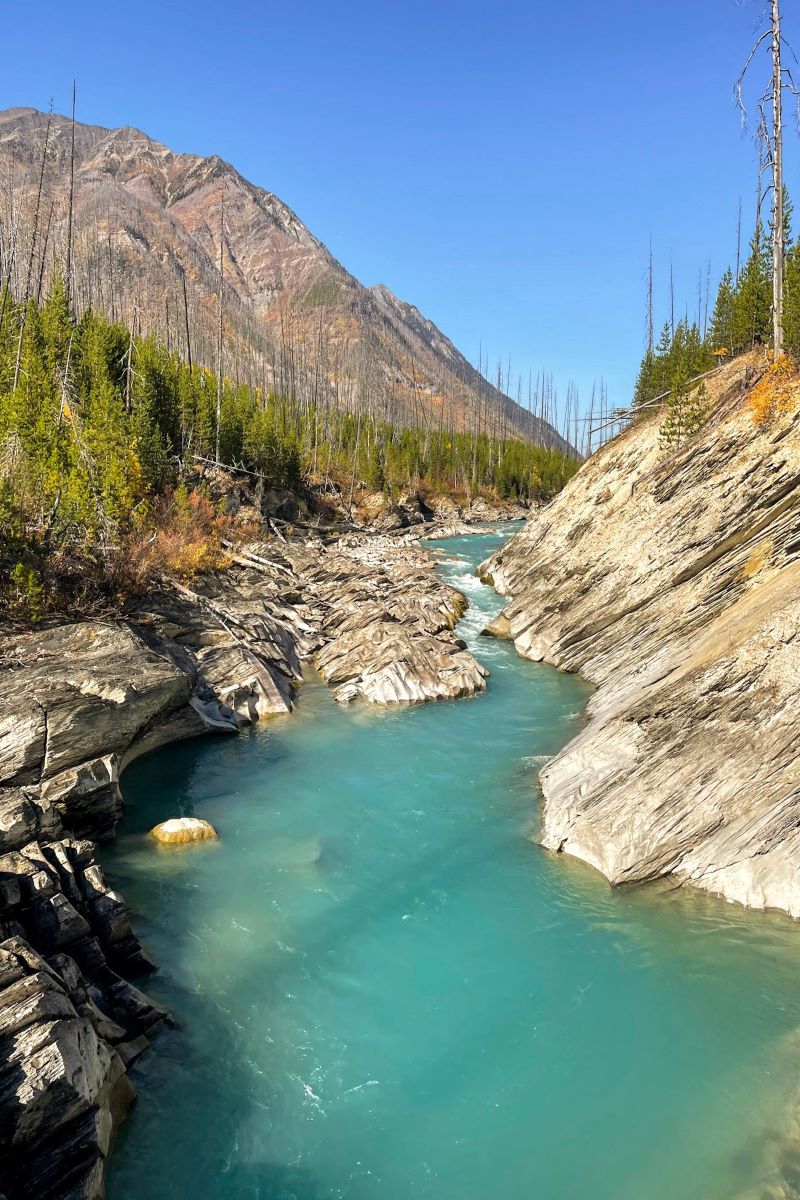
[748,355,799,425]
[110,488,235,592]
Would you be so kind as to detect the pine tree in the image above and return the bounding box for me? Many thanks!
[633,350,657,409]
[710,269,735,352]
[782,238,800,358]
[731,228,771,350]
[660,375,709,450]
[685,380,710,435]
[659,371,688,449]
[40,266,73,378]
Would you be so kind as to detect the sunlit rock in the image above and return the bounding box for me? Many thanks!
[150,817,218,846]
[480,352,800,918]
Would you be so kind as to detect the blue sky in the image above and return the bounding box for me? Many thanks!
[1,0,793,418]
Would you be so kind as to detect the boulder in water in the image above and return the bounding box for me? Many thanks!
[150,817,218,846]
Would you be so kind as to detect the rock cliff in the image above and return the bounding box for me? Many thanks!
[482,353,800,917]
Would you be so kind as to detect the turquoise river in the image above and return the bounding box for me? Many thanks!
[104,528,800,1200]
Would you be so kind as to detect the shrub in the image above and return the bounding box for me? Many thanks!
[5,561,46,623]
[110,486,232,593]
[748,355,798,425]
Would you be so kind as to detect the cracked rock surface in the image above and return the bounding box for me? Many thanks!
[482,354,800,916]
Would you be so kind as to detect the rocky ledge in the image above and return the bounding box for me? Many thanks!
[354,488,529,536]
[482,353,800,918]
[0,530,484,1200]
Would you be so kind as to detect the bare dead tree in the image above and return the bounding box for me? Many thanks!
[646,237,654,354]
[13,105,53,388]
[124,301,137,415]
[66,81,76,308]
[36,200,55,304]
[735,0,800,353]
[215,175,226,462]
[771,0,785,351]
[182,271,193,372]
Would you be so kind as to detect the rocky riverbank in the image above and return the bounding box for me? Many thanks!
[0,527,488,1200]
[481,352,800,918]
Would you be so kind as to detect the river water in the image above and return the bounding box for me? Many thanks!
[104,528,800,1200]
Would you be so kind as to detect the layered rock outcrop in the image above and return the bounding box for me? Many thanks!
[287,536,487,703]
[354,488,528,539]
[0,529,483,1198]
[482,353,800,917]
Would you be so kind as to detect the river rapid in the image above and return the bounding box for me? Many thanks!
[104,528,800,1200]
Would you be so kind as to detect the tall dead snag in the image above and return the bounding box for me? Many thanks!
[35,199,55,303]
[182,270,192,372]
[13,105,52,388]
[215,175,225,462]
[772,0,784,352]
[646,238,654,355]
[735,0,799,354]
[66,81,76,308]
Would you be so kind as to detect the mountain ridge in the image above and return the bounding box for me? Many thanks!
[0,106,571,451]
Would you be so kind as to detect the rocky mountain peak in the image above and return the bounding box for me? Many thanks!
[0,106,571,450]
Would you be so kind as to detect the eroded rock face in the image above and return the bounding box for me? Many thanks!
[481,353,800,917]
[464,496,529,524]
[283,535,488,704]
[0,624,193,786]
[0,937,136,1200]
[355,490,528,540]
[0,589,309,1197]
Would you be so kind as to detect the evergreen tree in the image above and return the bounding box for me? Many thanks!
[782,238,800,358]
[660,375,709,450]
[710,269,735,352]
[633,349,657,409]
[731,227,771,350]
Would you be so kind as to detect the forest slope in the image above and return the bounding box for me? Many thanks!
[0,107,569,450]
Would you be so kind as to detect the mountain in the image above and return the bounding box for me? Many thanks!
[0,107,570,451]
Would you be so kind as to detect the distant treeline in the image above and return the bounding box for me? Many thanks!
[0,273,578,615]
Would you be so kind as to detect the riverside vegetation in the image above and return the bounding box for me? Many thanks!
[633,205,800,432]
[0,273,577,623]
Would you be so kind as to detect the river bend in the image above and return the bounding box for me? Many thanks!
[104,529,800,1200]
